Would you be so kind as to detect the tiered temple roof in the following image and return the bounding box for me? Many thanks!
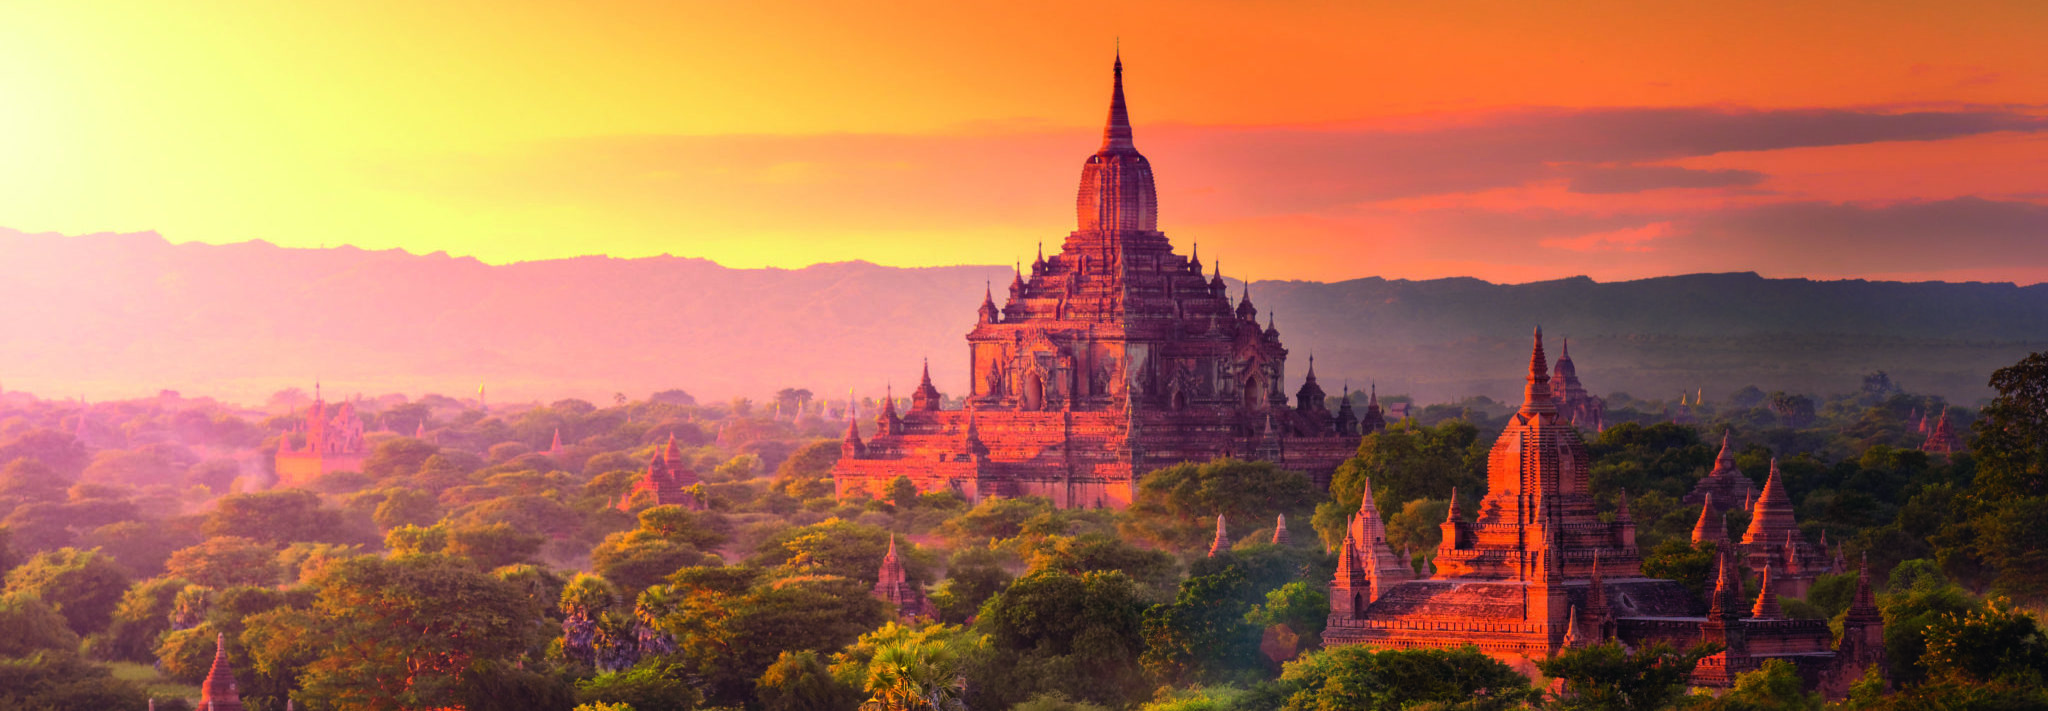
[1922,409,1961,454]
[831,56,1359,508]
[1551,338,1606,431]
[274,388,369,488]
[1325,328,1883,696]
[872,535,936,622]
[617,435,705,511]
[1684,430,1758,514]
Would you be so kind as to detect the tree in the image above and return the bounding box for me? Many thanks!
[854,634,971,711]
[1125,458,1321,552]
[204,489,355,545]
[3,547,131,635]
[0,457,68,501]
[928,547,1012,623]
[1919,598,2048,685]
[970,570,1150,709]
[1536,641,1712,711]
[1141,567,1265,685]
[286,553,542,710]
[1247,581,1330,657]
[592,506,732,593]
[774,440,842,500]
[186,458,243,494]
[747,519,928,583]
[363,437,441,480]
[0,592,80,657]
[0,429,90,478]
[373,487,442,530]
[1693,658,1822,711]
[575,661,701,711]
[165,537,284,589]
[665,576,888,706]
[0,652,151,710]
[91,575,190,662]
[1316,422,1484,549]
[1277,644,1535,711]
[759,649,861,711]
[447,522,546,569]
[82,520,195,578]
[1641,538,1719,601]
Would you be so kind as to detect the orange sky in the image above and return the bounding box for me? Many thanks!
[0,0,2044,283]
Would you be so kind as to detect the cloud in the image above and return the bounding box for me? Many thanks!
[1540,222,1680,252]
[1563,165,1766,194]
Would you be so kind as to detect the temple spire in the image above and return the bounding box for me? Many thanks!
[1101,51,1134,152]
[1753,565,1784,619]
[1273,513,1291,545]
[1521,327,1557,414]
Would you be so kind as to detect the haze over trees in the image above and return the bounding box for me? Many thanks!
[0,347,2043,708]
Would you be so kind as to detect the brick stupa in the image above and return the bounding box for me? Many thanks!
[1684,430,1758,515]
[274,386,367,488]
[1550,338,1606,431]
[872,535,935,622]
[617,435,705,511]
[1324,328,1884,695]
[199,632,245,711]
[1922,409,1961,454]
[832,56,1360,508]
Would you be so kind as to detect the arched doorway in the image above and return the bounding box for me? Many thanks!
[1022,372,1045,411]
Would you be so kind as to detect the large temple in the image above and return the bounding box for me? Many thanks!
[274,387,367,488]
[832,57,1364,508]
[1324,329,1884,696]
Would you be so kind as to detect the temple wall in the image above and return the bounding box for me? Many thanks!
[274,451,365,489]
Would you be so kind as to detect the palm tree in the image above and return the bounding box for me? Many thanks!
[859,639,968,711]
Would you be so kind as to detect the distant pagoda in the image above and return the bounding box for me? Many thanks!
[274,385,367,488]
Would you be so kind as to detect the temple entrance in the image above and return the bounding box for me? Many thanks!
[1244,375,1266,410]
[1022,372,1045,410]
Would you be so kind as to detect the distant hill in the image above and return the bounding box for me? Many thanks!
[3,228,2042,407]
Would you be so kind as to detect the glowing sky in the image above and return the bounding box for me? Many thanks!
[2,0,2044,283]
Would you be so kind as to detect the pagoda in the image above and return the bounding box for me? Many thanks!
[1550,339,1605,431]
[1324,329,1883,695]
[1683,430,1758,515]
[199,632,245,711]
[617,435,705,511]
[1922,409,1961,454]
[872,535,936,622]
[831,56,1359,508]
[1736,459,1832,597]
[274,386,368,488]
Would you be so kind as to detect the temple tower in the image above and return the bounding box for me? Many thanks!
[872,535,935,622]
[200,633,245,711]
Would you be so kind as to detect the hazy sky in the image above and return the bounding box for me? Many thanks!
[2,0,2044,283]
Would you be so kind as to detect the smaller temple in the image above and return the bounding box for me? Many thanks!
[1208,515,1230,557]
[200,632,245,711]
[617,435,705,512]
[1691,494,1731,545]
[1272,513,1291,545]
[1738,459,1830,598]
[544,428,567,459]
[872,535,936,622]
[1922,409,1961,454]
[1551,338,1606,431]
[1684,430,1758,514]
[274,388,368,488]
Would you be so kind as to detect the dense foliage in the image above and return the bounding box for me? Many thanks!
[0,353,2042,709]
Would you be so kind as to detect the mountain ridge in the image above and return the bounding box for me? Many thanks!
[3,228,2040,406]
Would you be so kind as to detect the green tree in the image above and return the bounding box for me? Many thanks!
[0,457,68,501]
[1641,538,1719,601]
[970,570,1150,709]
[1920,598,2048,685]
[165,536,284,589]
[759,649,861,711]
[1277,644,1534,711]
[364,437,441,480]
[204,489,356,545]
[0,592,80,657]
[448,522,546,569]
[1125,458,1321,552]
[1696,658,1823,711]
[373,487,442,530]
[747,519,929,583]
[576,661,701,711]
[3,547,131,635]
[666,576,888,706]
[91,575,190,662]
[1316,421,1484,549]
[286,553,542,710]
[1247,581,1330,656]
[0,652,151,710]
[1536,641,1712,711]
[1141,567,1265,685]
